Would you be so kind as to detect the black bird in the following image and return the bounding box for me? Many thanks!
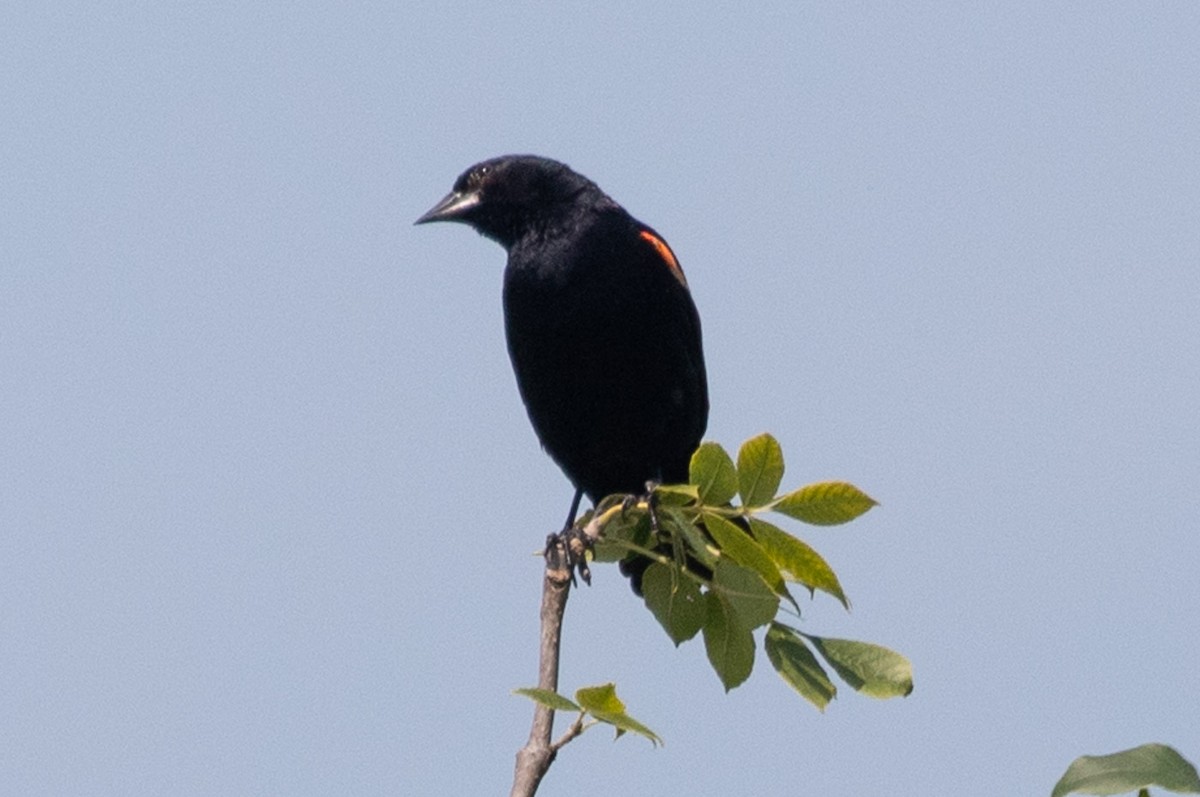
[416,155,709,583]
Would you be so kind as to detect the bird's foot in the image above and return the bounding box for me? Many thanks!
[545,523,593,586]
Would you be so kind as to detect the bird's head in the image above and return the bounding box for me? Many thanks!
[415,155,599,248]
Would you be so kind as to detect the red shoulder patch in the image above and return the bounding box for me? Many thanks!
[639,230,688,287]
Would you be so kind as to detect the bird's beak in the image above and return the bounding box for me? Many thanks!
[414,189,481,225]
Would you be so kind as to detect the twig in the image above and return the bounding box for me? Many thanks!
[550,714,587,752]
[510,536,573,797]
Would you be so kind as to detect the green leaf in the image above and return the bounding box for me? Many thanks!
[513,687,581,713]
[1051,743,1200,797]
[736,433,785,508]
[772,481,877,526]
[654,505,719,575]
[701,590,755,691]
[587,709,664,747]
[657,504,696,543]
[748,518,849,609]
[575,682,626,714]
[703,513,790,603]
[642,562,705,645]
[709,558,779,630]
[654,482,700,506]
[593,509,651,563]
[575,683,663,746]
[699,560,779,691]
[765,623,837,711]
[806,635,913,698]
[690,442,739,506]
[674,512,719,571]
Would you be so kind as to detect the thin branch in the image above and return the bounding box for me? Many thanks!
[510,536,573,797]
[550,714,588,752]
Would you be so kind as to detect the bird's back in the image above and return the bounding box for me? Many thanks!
[503,204,708,503]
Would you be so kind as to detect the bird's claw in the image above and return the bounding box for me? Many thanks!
[545,524,592,586]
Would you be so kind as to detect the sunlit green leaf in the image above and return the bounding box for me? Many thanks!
[588,708,663,746]
[703,513,790,602]
[765,623,837,711]
[748,518,848,608]
[514,687,581,713]
[690,442,738,506]
[806,635,913,698]
[736,433,785,508]
[772,481,877,525]
[575,682,625,714]
[642,562,704,645]
[654,482,700,506]
[1051,743,1200,797]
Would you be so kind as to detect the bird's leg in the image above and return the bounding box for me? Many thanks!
[563,488,583,531]
[641,480,662,537]
[545,488,592,586]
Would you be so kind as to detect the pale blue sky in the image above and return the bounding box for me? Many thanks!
[3,3,1197,795]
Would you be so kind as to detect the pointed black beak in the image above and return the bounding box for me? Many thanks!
[414,189,481,225]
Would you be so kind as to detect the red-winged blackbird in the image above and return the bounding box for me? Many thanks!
[416,155,709,584]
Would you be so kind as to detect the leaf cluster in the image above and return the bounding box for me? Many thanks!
[593,433,911,708]
[515,683,662,747]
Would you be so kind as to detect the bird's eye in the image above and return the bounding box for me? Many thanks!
[465,164,489,188]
